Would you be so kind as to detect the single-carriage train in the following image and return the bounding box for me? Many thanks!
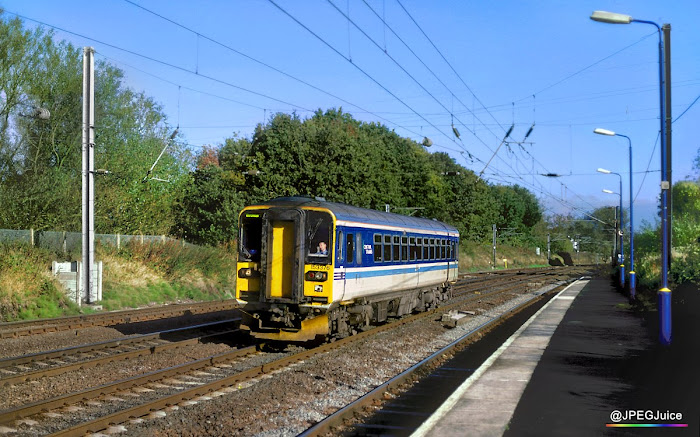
[236,197,459,342]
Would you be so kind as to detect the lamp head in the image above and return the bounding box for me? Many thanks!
[602,189,615,194]
[597,168,612,174]
[594,128,616,136]
[590,11,633,24]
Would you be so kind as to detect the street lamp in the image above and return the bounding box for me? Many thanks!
[595,128,636,300]
[590,9,672,345]
[598,168,625,289]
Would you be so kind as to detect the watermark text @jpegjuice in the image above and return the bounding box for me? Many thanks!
[610,410,683,423]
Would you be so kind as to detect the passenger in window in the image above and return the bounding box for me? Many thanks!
[316,241,328,255]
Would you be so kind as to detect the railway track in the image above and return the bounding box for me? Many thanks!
[0,299,239,339]
[0,318,240,386]
[0,268,587,436]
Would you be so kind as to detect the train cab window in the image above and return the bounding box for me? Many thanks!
[401,236,408,261]
[306,211,333,265]
[429,238,435,260]
[409,237,417,261]
[393,236,400,261]
[356,234,363,265]
[346,233,354,264]
[239,211,263,262]
[384,235,393,262]
[374,234,383,262]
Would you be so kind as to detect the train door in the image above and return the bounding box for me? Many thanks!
[261,208,304,301]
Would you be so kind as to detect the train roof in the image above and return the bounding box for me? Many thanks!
[251,197,459,235]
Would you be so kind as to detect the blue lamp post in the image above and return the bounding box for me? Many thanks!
[595,129,636,300]
[590,10,672,345]
[599,169,624,289]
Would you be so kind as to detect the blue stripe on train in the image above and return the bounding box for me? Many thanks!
[339,264,454,280]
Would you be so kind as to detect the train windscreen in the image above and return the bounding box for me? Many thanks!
[239,212,263,262]
[305,210,332,265]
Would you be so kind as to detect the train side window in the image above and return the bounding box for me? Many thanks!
[393,236,400,261]
[423,238,429,260]
[356,234,362,266]
[416,237,423,260]
[429,238,435,260]
[409,237,416,261]
[384,234,392,262]
[401,236,408,261]
[337,230,343,261]
[374,234,382,262]
[451,241,456,260]
[346,233,354,264]
[441,239,446,259]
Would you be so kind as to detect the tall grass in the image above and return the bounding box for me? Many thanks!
[0,240,239,321]
[0,243,81,321]
[98,240,237,310]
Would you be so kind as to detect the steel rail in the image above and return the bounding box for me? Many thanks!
[0,345,258,427]
[0,300,238,339]
[0,320,240,386]
[0,318,240,370]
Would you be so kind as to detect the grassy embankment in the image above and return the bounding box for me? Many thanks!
[1,240,599,322]
[0,241,237,322]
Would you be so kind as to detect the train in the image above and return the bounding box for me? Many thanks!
[235,197,459,342]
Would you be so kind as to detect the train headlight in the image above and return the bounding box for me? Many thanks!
[305,271,328,282]
[238,268,260,278]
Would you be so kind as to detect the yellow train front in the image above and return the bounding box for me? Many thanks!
[236,197,459,342]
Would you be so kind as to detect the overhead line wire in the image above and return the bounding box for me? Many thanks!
[389,1,580,203]
[6,11,313,112]
[97,53,266,111]
[325,0,541,186]
[514,31,657,102]
[359,0,502,142]
[267,0,485,167]
[395,0,506,134]
[121,0,441,140]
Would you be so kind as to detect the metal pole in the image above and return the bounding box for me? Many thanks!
[82,47,95,304]
[492,224,497,269]
[664,24,672,270]
[621,135,636,300]
[613,206,617,264]
[658,24,672,345]
[618,176,625,289]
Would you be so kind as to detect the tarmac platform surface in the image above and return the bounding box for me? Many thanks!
[412,275,700,436]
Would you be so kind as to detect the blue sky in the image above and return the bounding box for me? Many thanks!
[2,0,698,228]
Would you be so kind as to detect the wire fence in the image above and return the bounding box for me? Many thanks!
[0,228,190,254]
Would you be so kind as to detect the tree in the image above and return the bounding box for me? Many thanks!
[0,14,189,234]
[672,181,700,219]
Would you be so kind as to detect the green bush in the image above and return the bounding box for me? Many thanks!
[670,246,700,284]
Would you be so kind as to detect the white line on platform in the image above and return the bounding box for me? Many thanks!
[411,279,586,437]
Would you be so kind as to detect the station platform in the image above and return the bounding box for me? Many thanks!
[412,276,699,436]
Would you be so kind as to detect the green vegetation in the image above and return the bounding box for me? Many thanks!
[633,180,700,288]
[0,241,237,321]
[0,244,81,321]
